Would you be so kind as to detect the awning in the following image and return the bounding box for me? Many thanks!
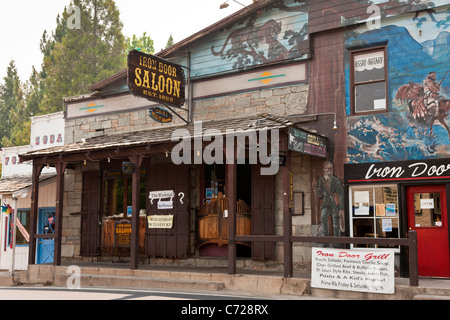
[0,173,56,195]
[20,114,293,163]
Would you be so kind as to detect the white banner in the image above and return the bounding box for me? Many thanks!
[311,247,395,294]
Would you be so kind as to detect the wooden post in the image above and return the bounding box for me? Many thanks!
[28,163,44,265]
[408,230,419,286]
[129,155,143,270]
[227,163,237,275]
[283,150,293,278]
[54,161,67,266]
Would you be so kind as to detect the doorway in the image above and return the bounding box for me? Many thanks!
[407,185,450,277]
[36,208,56,264]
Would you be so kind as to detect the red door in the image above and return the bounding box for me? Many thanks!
[407,185,450,277]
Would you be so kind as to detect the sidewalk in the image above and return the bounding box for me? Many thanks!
[3,261,450,300]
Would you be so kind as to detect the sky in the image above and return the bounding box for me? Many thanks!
[0,0,254,83]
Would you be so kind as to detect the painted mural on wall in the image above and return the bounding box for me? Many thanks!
[311,160,345,243]
[200,0,309,73]
[346,6,450,163]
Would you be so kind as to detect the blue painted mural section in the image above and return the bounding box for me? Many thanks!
[185,0,309,78]
[345,6,450,163]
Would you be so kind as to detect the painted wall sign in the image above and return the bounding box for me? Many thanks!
[288,127,327,158]
[127,50,186,108]
[149,106,173,123]
[345,158,450,183]
[147,215,174,229]
[311,247,395,294]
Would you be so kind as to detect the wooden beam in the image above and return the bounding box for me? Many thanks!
[226,162,237,275]
[24,143,178,165]
[129,154,144,270]
[283,150,293,278]
[28,163,44,265]
[54,161,67,266]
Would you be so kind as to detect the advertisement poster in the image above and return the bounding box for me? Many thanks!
[311,247,395,294]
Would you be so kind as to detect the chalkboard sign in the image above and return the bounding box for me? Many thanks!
[288,127,327,158]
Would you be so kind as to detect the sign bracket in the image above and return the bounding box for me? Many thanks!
[164,104,189,124]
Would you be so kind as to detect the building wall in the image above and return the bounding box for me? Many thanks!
[345,6,450,163]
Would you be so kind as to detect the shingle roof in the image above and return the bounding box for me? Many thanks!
[0,173,56,194]
[20,114,292,160]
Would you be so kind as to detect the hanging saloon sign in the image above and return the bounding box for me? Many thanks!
[127,50,186,109]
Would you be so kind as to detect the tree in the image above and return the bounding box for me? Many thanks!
[165,34,174,49]
[126,32,155,55]
[40,0,126,113]
[0,60,29,148]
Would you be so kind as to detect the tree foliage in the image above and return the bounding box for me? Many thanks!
[0,0,161,149]
[40,0,126,114]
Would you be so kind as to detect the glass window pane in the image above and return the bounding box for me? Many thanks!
[352,188,373,217]
[354,50,385,82]
[374,187,398,217]
[375,218,399,248]
[413,192,442,227]
[353,218,375,248]
[355,82,386,112]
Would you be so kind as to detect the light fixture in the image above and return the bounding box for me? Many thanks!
[196,150,201,157]
[220,0,246,9]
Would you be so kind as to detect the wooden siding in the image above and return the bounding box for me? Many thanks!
[175,0,309,78]
[308,0,446,34]
[17,179,57,209]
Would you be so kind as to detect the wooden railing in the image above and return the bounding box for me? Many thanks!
[231,231,419,286]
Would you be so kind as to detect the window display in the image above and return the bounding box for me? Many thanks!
[350,185,399,249]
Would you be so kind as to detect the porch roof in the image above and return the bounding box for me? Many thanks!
[0,173,56,194]
[20,114,293,162]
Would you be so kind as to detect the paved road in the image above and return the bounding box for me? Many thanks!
[0,286,256,300]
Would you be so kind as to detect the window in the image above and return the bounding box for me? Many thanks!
[351,46,387,113]
[103,171,147,218]
[412,192,442,228]
[16,209,30,246]
[350,185,399,250]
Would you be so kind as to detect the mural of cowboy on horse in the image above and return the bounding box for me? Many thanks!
[396,71,450,140]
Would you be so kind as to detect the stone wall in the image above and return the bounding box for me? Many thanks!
[62,83,312,264]
[65,84,308,144]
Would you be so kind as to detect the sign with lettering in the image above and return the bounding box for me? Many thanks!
[127,50,185,108]
[114,221,132,247]
[288,127,327,158]
[149,190,175,204]
[122,162,135,174]
[147,215,174,229]
[311,247,395,294]
[149,106,173,123]
[345,158,450,183]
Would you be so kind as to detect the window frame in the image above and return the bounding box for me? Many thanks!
[350,45,388,115]
[349,184,400,252]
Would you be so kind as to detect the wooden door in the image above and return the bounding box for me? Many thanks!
[146,163,189,258]
[407,185,450,277]
[37,208,56,264]
[80,171,100,256]
[251,165,275,260]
